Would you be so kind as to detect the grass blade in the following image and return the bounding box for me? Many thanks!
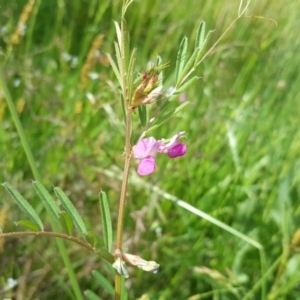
[54,187,87,235]
[2,182,44,230]
[92,270,114,295]
[33,181,60,227]
[99,190,113,252]
[84,290,103,300]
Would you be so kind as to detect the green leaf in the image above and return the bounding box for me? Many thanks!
[95,248,114,263]
[138,105,147,127]
[127,47,137,102]
[195,21,206,50]
[16,220,40,232]
[113,21,122,52]
[99,190,113,252]
[195,28,213,65]
[114,41,124,87]
[173,76,200,95]
[59,211,73,235]
[32,181,60,227]
[122,19,130,69]
[176,49,199,86]
[92,270,114,295]
[121,93,126,125]
[106,53,122,88]
[54,187,87,235]
[156,55,162,66]
[146,101,190,134]
[175,36,188,85]
[84,231,99,248]
[2,182,44,230]
[84,290,103,300]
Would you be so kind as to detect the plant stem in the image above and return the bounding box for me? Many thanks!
[116,111,132,249]
[113,2,133,297]
[114,109,132,300]
[0,231,114,262]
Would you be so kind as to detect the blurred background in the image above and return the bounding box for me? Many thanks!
[1,0,300,299]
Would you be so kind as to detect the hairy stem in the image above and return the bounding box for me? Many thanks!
[0,231,114,263]
[114,109,132,300]
[116,111,132,249]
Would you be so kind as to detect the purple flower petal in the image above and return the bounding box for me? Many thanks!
[137,157,156,176]
[167,143,187,158]
[159,131,185,154]
[133,137,160,160]
[133,132,187,176]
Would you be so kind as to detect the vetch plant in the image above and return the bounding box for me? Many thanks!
[0,0,271,299]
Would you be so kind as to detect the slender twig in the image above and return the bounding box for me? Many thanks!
[114,109,132,300]
[0,231,114,263]
[0,231,94,251]
[115,110,133,250]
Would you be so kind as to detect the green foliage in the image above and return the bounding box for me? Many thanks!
[175,36,188,85]
[16,219,40,232]
[54,187,88,235]
[84,290,104,300]
[92,270,114,295]
[59,211,74,235]
[1,0,300,299]
[2,182,44,231]
[99,190,113,252]
[33,181,61,227]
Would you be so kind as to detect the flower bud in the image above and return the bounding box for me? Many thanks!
[122,253,160,273]
[131,71,161,109]
[130,59,168,109]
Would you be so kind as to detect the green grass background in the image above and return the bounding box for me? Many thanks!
[1,0,300,299]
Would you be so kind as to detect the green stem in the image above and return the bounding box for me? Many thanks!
[115,0,133,300]
[114,273,122,300]
[114,3,133,298]
[115,111,132,249]
[114,109,132,300]
[0,70,84,300]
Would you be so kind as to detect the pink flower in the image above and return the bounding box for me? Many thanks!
[133,132,187,176]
